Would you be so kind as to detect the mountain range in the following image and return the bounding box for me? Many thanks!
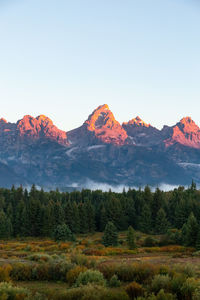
[0,104,200,189]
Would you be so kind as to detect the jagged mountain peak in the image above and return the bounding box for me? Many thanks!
[123,116,150,128]
[177,117,199,132]
[85,104,115,130]
[164,117,200,149]
[84,104,128,145]
[36,115,53,125]
[67,104,128,146]
[0,118,7,124]
[17,114,68,145]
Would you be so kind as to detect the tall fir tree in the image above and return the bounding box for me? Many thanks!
[139,204,152,233]
[155,208,169,234]
[102,221,118,247]
[184,213,199,247]
[126,226,136,250]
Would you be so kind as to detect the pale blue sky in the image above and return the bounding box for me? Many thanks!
[0,0,200,130]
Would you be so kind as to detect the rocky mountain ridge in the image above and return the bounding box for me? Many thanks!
[0,104,200,188]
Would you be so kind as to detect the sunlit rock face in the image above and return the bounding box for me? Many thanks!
[0,106,200,188]
[123,116,151,128]
[85,104,128,145]
[122,116,161,146]
[17,115,68,145]
[164,117,200,149]
[68,104,128,146]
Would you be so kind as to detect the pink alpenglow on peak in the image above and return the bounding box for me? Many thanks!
[17,115,68,145]
[164,117,200,149]
[0,118,7,123]
[84,104,128,145]
[123,116,151,128]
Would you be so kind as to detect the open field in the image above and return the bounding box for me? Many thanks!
[0,232,199,299]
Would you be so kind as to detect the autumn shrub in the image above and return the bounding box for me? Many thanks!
[99,262,159,283]
[11,263,32,281]
[103,290,129,300]
[158,265,170,276]
[75,270,106,287]
[84,247,137,256]
[59,242,71,250]
[27,254,53,263]
[125,281,144,299]
[151,274,171,294]
[192,250,200,257]
[50,284,101,300]
[174,263,195,278]
[180,278,199,300]
[43,260,74,281]
[155,289,175,300]
[24,245,32,252]
[25,292,47,300]
[83,248,104,256]
[51,284,129,300]
[108,275,121,287]
[32,263,50,281]
[0,264,12,282]
[38,240,55,247]
[71,253,89,266]
[133,263,159,284]
[11,259,74,282]
[0,282,29,299]
[80,239,91,246]
[193,287,200,300]
[98,263,117,280]
[66,265,87,285]
[170,273,186,299]
[143,237,157,247]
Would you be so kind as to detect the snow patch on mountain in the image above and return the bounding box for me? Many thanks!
[179,163,200,169]
[87,145,106,151]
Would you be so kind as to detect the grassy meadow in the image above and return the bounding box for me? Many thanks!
[0,231,199,299]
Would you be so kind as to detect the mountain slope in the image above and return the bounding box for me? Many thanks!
[163,117,200,149]
[68,104,128,146]
[0,106,200,188]
[122,116,161,146]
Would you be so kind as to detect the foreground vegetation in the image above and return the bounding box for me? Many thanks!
[0,233,199,299]
[0,183,200,298]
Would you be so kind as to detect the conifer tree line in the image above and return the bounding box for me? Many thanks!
[0,182,200,245]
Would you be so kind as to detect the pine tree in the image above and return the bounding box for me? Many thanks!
[181,223,188,245]
[139,204,152,233]
[126,198,136,229]
[79,203,89,233]
[0,210,12,238]
[20,207,29,236]
[53,224,75,242]
[6,217,13,238]
[126,226,136,249]
[85,200,96,233]
[151,188,163,226]
[155,208,169,234]
[102,221,118,247]
[100,205,107,231]
[15,200,25,236]
[174,200,188,229]
[64,201,74,231]
[184,213,199,247]
[196,228,200,251]
[41,205,52,237]
[71,202,80,233]
[54,201,65,226]
[107,198,122,229]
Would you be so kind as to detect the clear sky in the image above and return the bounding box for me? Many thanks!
[0,0,200,130]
